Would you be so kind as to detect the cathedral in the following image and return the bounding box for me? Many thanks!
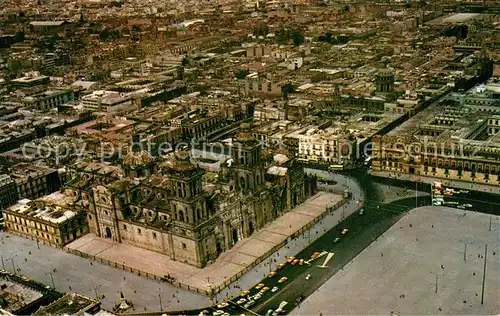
[64,124,317,268]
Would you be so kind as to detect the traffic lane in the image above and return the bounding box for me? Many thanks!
[254,207,408,315]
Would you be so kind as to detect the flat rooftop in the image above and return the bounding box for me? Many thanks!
[295,207,500,315]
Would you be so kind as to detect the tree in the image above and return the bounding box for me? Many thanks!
[291,31,304,46]
[235,69,249,79]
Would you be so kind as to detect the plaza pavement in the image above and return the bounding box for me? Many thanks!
[65,191,346,295]
[294,206,500,315]
[0,232,211,312]
[0,172,364,312]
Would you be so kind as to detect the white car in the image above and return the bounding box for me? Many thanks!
[334,237,340,243]
[271,286,279,293]
[306,274,311,280]
[253,293,262,300]
[236,298,247,305]
[213,310,224,316]
[341,228,349,235]
[217,303,229,309]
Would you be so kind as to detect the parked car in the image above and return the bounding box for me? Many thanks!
[255,283,265,290]
[217,303,228,309]
[334,237,340,243]
[236,298,247,305]
[278,277,288,284]
[271,286,279,293]
[213,310,224,316]
[268,271,277,278]
[286,256,295,263]
[260,287,270,294]
[299,259,304,265]
[306,274,311,280]
[341,228,349,235]
[291,259,299,265]
[240,290,250,297]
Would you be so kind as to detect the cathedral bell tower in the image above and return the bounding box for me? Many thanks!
[230,123,264,193]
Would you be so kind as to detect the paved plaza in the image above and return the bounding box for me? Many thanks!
[376,183,429,204]
[0,232,211,312]
[294,206,500,315]
[66,191,344,293]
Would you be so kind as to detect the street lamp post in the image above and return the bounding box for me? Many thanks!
[159,289,163,311]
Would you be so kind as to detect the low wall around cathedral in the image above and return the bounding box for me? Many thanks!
[63,190,353,298]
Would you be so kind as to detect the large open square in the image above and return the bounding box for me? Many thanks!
[294,206,500,315]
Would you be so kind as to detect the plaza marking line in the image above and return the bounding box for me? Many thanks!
[318,252,335,268]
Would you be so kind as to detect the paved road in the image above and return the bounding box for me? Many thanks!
[215,172,363,302]
[0,171,362,314]
[0,233,211,312]
[294,206,500,315]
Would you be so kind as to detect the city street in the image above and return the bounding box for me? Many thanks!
[173,170,429,316]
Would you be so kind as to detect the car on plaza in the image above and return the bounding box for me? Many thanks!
[240,290,250,297]
[260,287,270,294]
[268,271,277,278]
[286,256,295,263]
[299,259,304,265]
[271,286,279,293]
[291,259,299,265]
[243,300,256,309]
[236,298,247,305]
[278,277,288,284]
[255,283,265,290]
[253,293,262,300]
[217,303,229,309]
[213,310,224,316]
[334,237,340,243]
[341,228,349,235]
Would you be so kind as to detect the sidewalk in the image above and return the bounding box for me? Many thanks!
[371,170,500,195]
[65,191,347,297]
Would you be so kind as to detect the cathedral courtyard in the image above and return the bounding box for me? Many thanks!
[64,191,346,295]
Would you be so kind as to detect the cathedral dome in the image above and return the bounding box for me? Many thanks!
[160,151,197,174]
[123,151,153,168]
[235,123,258,144]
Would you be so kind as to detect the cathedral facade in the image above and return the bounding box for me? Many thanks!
[65,124,316,268]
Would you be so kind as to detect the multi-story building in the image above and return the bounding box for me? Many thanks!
[63,124,316,268]
[0,174,18,211]
[3,191,88,247]
[23,89,77,111]
[9,163,61,200]
[372,99,500,188]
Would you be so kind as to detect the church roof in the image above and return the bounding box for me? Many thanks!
[160,151,197,174]
[123,151,153,167]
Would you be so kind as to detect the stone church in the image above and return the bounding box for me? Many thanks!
[64,124,317,267]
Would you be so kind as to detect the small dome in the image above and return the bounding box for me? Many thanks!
[123,151,153,167]
[235,123,258,144]
[160,151,197,173]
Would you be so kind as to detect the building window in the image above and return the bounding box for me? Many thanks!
[182,243,187,250]
[123,224,127,231]
[138,228,142,235]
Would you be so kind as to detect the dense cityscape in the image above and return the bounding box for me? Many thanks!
[0,0,499,315]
